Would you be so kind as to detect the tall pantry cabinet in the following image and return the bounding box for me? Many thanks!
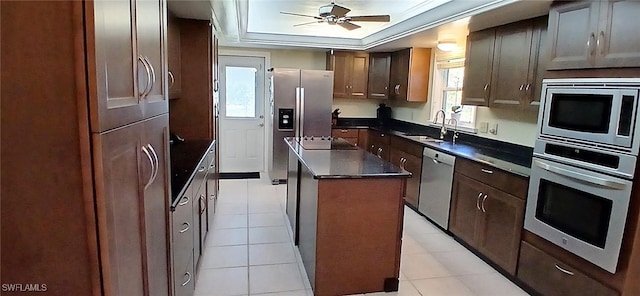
[1,1,170,295]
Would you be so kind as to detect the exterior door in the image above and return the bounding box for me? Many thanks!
[219,55,266,172]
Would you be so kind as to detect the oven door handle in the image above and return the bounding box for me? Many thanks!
[534,160,627,190]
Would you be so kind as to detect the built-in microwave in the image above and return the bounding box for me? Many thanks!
[538,78,640,153]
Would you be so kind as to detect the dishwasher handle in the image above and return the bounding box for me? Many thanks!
[423,147,456,166]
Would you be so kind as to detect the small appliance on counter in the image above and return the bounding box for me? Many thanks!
[377,103,391,127]
[331,108,340,126]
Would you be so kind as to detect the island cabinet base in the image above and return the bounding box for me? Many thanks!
[298,173,405,296]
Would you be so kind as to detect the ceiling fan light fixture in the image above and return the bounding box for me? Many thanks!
[437,40,457,52]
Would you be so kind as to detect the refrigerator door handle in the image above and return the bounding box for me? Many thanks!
[300,87,305,137]
[295,87,301,138]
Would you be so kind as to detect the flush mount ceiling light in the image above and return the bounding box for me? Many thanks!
[437,40,457,51]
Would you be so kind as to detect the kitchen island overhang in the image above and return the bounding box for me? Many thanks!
[285,137,410,296]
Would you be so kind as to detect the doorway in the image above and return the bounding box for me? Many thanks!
[219,55,266,173]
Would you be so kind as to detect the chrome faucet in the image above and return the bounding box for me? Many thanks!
[433,109,447,139]
[449,118,459,144]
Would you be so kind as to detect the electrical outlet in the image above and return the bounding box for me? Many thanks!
[479,122,489,133]
[489,123,499,135]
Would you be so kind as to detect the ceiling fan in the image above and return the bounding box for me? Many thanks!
[280,1,391,31]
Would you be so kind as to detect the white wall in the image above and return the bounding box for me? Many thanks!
[220,46,327,70]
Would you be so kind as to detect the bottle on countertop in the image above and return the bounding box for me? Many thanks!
[377,104,391,127]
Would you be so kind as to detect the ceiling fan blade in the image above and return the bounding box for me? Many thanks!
[280,11,323,20]
[338,22,361,31]
[330,4,351,17]
[347,15,390,22]
[294,20,323,27]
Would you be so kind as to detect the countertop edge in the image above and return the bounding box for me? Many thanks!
[170,140,216,210]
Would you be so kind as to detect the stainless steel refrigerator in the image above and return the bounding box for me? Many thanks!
[267,68,334,184]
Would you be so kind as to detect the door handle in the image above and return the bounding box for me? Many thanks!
[300,87,305,135]
[259,123,264,127]
[534,160,627,189]
[141,146,155,189]
[476,192,483,211]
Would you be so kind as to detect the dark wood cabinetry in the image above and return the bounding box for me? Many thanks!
[389,136,423,209]
[547,0,640,70]
[367,130,391,161]
[389,48,432,102]
[449,158,527,275]
[368,53,391,100]
[168,13,182,99]
[89,0,168,133]
[462,17,546,110]
[94,114,170,296]
[327,51,369,99]
[332,128,360,146]
[518,241,618,296]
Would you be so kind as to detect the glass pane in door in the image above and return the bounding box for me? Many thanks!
[225,67,257,118]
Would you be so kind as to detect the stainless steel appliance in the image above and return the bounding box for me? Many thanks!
[418,147,456,229]
[525,78,640,273]
[267,68,334,184]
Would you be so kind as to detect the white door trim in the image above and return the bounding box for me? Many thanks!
[219,49,271,172]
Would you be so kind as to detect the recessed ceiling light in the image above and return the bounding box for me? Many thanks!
[437,40,457,52]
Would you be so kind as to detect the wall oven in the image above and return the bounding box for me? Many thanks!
[539,78,640,153]
[525,78,640,274]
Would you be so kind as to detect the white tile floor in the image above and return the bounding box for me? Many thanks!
[195,175,530,296]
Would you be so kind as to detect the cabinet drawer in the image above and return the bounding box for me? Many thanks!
[174,252,195,296]
[517,241,618,296]
[172,194,194,275]
[332,128,359,138]
[454,158,528,199]
[368,130,391,145]
[390,136,423,157]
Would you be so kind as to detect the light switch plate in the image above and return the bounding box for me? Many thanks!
[479,122,488,133]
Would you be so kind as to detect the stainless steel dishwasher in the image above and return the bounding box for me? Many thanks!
[418,147,456,230]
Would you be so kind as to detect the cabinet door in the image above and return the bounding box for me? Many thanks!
[168,14,181,99]
[546,1,600,70]
[389,149,407,202]
[137,0,168,118]
[327,51,351,99]
[207,144,217,231]
[368,53,391,99]
[529,18,547,110]
[91,0,142,132]
[462,29,494,106]
[596,0,640,68]
[403,153,422,209]
[143,114,170,296]
[350,52,369,99]
[476,186,524,275]
[390,49,410,100]
[93,121,146,296]
[449,173,482,246]
[490,21,533,109]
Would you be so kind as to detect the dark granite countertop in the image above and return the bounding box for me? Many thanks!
[365,125,532,177]
[286,137,411,179]
[170,140,214,209]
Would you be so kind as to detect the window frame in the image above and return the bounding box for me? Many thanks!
[429,56,477,133]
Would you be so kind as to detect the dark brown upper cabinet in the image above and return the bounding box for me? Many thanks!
[327,51,369,99]
[389,48,432,102]
[547,0,640,70]
[368,53,392,100]
[462,17,547,110]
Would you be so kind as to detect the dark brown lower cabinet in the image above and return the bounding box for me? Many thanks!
[94,114,170,296]
[517,241,618,296]
[449,173,524,275]
[389,149,421,208]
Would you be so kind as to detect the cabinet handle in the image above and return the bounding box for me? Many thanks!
[200,195,206,214]
[141,146,155,189]
[481,194,488,213]
[198,166,206,173]
[598,31,605,56]
[178,196,190,206]
[400,157,406,170]
[587,32,597,58]
[476,192,483,211]
[179,222,191,233]
[377,147,383,158]
[483,83,489,91]
[146,144,159,187]
[554,264,575,276]
[341,129,348,132]
[143,56,156,97]
[481,169,493,174]
[370,144,375,153]
[181,271,192,286]
[519,84,524,91]
[168,71,175,89]
[138,55,152,97]
[395,84,400,94]
[525,83,531,91]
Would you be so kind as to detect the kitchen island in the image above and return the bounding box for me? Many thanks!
[285,137,410,296]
